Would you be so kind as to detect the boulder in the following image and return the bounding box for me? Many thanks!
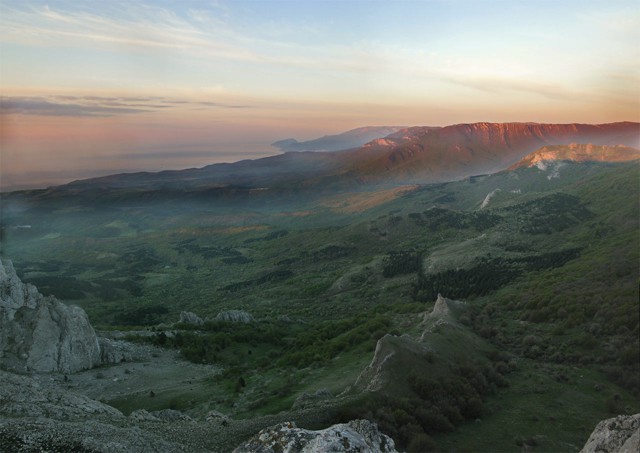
[99,337,144,364]
[215,310,254,323]
[234,420,397,453]
[205,410,230,424]
[580,413,640,453]
[179,311,204,326]
[150,409,193,422]
[129,409,162,422]
[0,259,101,373]
[233,419,397,453]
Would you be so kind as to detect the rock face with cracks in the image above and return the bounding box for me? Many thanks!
[233,420,398,453]
[580,413,640,453]
[0,258,101,373]
[216,309,255,323]
[179,310,204,325]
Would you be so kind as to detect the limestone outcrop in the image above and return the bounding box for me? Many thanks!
[354,294,467,393]
[354,333,432,393]
[216,309,254,323]
[580,413,640,453]
[233,420,397,453]
[179,311,204,325]
[0,258,101,373]
[99,336,144,364]
[425,293,466,321]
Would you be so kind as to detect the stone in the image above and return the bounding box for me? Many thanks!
[0,258,101,373]
[215,310,254,323]
[233,419,398,453]
[179,311,204,325]
[0,369,123,419]
[580,413,640,453]
[205,410,230,424]
[426,293,466,320]
[150,409,193,422]
[99,337,144,364]
[129,409,162,422]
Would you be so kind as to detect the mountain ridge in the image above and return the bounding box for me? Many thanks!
[329,121,640,184]
[5,122,638,199]
[271,126,408,152]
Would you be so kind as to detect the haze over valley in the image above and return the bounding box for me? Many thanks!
[1,1,639,452]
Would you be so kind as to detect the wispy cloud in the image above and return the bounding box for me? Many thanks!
[0,95,252,117]
[442,75,578,101]
[0,3,266,63]
[0,96,150,116]
[0,1,637,113]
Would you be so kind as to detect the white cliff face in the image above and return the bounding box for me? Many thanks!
[233,420,397,453]
[0,258,101,373]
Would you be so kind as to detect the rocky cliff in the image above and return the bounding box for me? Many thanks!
[21,121,637,199]
[0,258,101,373]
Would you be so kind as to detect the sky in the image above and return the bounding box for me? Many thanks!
[1,0,639,190]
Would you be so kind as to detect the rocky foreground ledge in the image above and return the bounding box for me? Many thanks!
[233,420,397,453]
[1,258,637,452]
[0,366,397,452]
[0,258,398,452]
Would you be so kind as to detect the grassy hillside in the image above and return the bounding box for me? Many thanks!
[1,160,638,451]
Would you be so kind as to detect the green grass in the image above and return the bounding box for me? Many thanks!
[435,360,640,452]
[1,161,638,451]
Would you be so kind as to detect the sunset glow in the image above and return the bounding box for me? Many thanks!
[1,0,639,189]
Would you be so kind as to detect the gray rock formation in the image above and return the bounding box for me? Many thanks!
[233,419,397,453]
[129,409,162,422]
[99,337,145,364]
[150,409,193,422]
[179,311,204,325]
[0,258,101,373]
[580,413,640,453]
[0,369,123,419]
[354,294,482,396]
[419,293,466,341]
[216,309,254,323]
[426,293,466,320]
[205,410,230,424]
[354,333,432,392]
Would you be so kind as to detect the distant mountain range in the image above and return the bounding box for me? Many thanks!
[271,126,407,152]
[7,122,639,200]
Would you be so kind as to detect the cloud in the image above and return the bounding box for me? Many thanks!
[0,96,150,117]
[0,95,252,117]
[442,75,578,101]
[95,149,270,161]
